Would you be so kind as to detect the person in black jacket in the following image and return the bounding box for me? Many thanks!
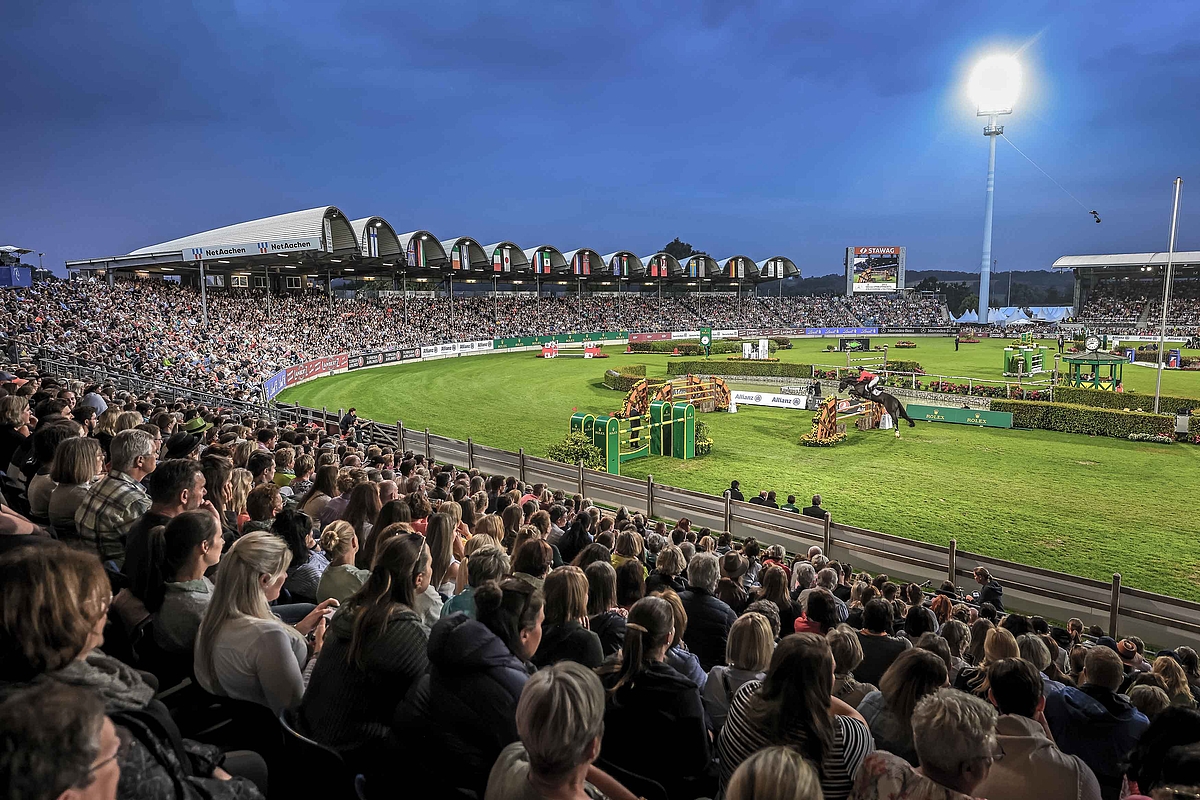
[973,567,1005,612]
[645,544,688,596]
[389,578,544,798]
[726,480,744,502]
[678,552,738,672]
[597,596,715,799]
[585,560,627,657]
[533,566,603,669]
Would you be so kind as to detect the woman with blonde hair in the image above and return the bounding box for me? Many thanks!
[231,439,255,469]
[646,544,687,595]
[704,612,774,733]
[425,512,460,597]
[194,531,337,714]
[531,565,603,669]
[1153,656,1197,707]
[955,626,1018,698]
[828,623,877,708]
[473,514,506,550]
[229,467,253,531]
[114,410,142,433]
[316,521,369,604]
[726,746,824,800]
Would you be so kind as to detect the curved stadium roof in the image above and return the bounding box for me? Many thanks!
[128,206,359,255]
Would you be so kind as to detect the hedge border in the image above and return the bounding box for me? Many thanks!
[989,399,1175,438]
[1052,386,1200,416]
[602,364,648,391]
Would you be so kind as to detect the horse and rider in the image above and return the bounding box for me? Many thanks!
[839,367,917,433]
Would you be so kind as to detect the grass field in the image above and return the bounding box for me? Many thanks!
[280,337,1200,600]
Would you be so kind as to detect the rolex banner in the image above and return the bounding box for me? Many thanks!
[905,405,1012,429]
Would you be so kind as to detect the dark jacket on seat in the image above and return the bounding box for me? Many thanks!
[645,572,688,596]
[1044,684,1149,800]
[678,586,737,672]
[599,660,715,800]
[531,621,603,669]
[590,609,627,657]
[388,613,530,798]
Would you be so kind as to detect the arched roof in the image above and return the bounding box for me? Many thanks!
[350,217,403,259]
[523,245,567,275]
[561,248,604,277]
[756,256,800,280]
[715,256,760,280]
[603,251,643,278]
[128,206,358,256]
[439,237,490,271]
[680,254,719,278]
[641,253,682,278]
[481,241,529,273]
[396,231,448,269]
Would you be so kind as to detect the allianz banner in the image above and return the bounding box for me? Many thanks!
[285,353,348,386]
[906,404,1012,429]
[730,391,808,410]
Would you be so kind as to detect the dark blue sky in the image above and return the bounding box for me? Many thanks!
[4,1,1198,276]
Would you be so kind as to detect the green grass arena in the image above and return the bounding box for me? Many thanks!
[280,337,1200,601]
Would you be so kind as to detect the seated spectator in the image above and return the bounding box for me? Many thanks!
[0,683,122,800]
[719,632,872,800]
[704,611,774,733]
[955,627,1019,698]
[941,619,972,684]
[556,514,593,565]
[342,481,381,551]
[47,435,105,536]
[532,566,603,669]
[975,657,1102,800]
[443,544,509,620]
[315,520,369,604]
[243,483,282,534]
[829,624,877,709]
[391,578,544,798]
[26,420,81,523]
[857,648,948,765]
[614,557,645,612]
[71,428,156,565]
[194,532,336,715]
[1126,707,1200,798]
[855,600,911,687]
[796,587,841,636]
[973,567,1004,612]
[1128,684,1171,720]
[122,459,206,592]
[289,453,315,498]
[850,689,999,800]
[486,661,635,800]
[273,508,329,603]
[756,564,798,634]
[298,465,338,523]
[679,552,738,672]
[598,595,714,799]
[1153,655,1197,708]
[645,543,687,595]
[511,538,553,592]
[143,509,224,654]
[653,587,708,689]
[0,542,266,798]
[726,746,824,800]
[425,511,461,597]
[299,534,430,765]
[1044,644,1150,800]
[717,551,751,614]
[585,560,626,657]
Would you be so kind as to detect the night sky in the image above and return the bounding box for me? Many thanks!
[4,1,1198,276]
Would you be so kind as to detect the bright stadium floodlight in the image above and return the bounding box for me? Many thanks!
[970,53,1020,325]
[969,55,1021,115]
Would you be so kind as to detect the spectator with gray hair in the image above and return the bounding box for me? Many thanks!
[72,428,157,565]
[679,552,738,672]
[850,688,999,799]
[0,682,122,800]
[486,661,628,800]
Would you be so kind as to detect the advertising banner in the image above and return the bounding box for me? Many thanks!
[881,326,954,334]
[182,237,321,262]
[629,332,671,343]
[730,391,808,410]
[713,329,739,340]
[803,327,879,336]
[382,350,399,363]
[671,331,701,340]
[421,344,441,358]
[400,347,421,360]
[906,404,1013,429]
[348,351,384,370]
[847,247,903,294]
[284,353,348,386]
[263,369,288,401]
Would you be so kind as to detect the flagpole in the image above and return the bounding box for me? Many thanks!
[1154,177,1183,414]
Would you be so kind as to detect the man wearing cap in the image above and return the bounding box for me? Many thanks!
[714,551,749,615]
[164,432,202,460]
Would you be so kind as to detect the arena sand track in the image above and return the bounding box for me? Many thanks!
[281,338,1200,600]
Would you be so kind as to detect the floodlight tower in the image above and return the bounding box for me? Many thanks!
[969,55,1021,325]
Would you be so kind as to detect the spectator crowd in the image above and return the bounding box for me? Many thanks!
[2,367,1199,800]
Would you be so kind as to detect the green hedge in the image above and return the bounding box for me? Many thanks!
[629,339,778,355]
[668,360,815,379]
[989,399,1175,438]
[886,359,923,373]
[770,336,793,349]
[1052,386,1200,415]
[602,365,648,391]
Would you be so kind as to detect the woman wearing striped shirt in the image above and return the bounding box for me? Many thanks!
[717,633,875,800]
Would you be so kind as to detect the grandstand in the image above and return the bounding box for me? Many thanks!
[1055,250,1200,335]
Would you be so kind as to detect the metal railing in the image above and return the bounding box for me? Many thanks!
[26,357,1200,650]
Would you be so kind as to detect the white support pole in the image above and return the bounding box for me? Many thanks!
[1154,177,1183,414]
[198,260,208,328]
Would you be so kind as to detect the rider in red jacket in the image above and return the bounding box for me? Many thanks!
[858,367,882,397]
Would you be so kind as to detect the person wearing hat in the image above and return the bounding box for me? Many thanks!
[181,416,213,436]
[164,431,202,460]
[715,551,749,616]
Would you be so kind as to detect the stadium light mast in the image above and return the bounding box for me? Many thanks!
[969,54,1021,325]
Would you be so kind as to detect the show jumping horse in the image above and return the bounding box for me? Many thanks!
[838,376,917,435]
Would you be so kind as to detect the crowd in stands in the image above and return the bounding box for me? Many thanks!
[1,278,952,399]
[3,369,1200,800]
[1076,278,1200,333]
